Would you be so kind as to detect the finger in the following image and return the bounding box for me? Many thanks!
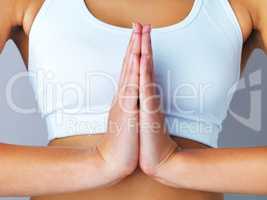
[120,23,141,94]
[118,26,135,87]
[118,23,142,111]
[118,23,141,88]
[140,24,155,96]
[121,23,142,87]
[140,24,161,113]
[112,23,139,107]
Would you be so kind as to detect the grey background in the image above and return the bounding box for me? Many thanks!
[0,40,267,200]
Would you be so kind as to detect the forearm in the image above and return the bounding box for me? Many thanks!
[0,142,121,197]
[154,146,267,195]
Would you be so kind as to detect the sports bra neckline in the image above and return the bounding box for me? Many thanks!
[80,0,203,33]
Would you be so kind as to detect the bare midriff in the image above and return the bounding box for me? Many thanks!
[30,135,224,200]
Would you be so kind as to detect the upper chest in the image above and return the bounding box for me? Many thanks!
[26,0,242,95]
[16,0,253,68]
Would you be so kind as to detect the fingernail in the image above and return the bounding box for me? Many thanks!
[142,24,151,33]
[132,22,136,30]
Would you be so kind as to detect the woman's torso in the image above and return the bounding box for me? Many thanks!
[12,0,254,199]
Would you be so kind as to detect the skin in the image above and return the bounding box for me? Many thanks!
[0,23,142,197]
[138,24,267,195]
[0,0,266,199]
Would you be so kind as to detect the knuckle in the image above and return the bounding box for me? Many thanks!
[128,65,138,74]
[131,51,140,57]
[117,96,138,113]
[144,71,153,79]
[124,84,139,95]
[142,53,152,60]
[125,89,138,98]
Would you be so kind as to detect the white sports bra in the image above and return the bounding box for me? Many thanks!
[28,0,243,147]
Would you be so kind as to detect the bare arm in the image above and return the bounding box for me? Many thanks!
[153,146,267,195]
[0,0,114,196]
[155,0,267,195]
[0,1,112,195]
[0,0,142,195]
[139,23,267,195]
[0,0,14,52]
[0,143,113,196]
[0,28,141,197]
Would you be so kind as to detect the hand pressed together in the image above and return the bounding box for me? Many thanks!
[96,23,142,180]
[138,24,179,176]
[97,22,180,182]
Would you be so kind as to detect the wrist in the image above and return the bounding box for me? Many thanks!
[96,142,137,182]
[140,136,180,177]
[152,148,194,189]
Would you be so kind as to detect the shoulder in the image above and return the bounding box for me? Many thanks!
[0,0,34,51]
[241,0,267,30]
[241,0,267,50]
[225,0,253,42]
[0,0,45,51]
[0,0,16,51]
[22,0,48,36]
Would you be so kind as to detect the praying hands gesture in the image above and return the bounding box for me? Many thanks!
[98,22,179,182]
